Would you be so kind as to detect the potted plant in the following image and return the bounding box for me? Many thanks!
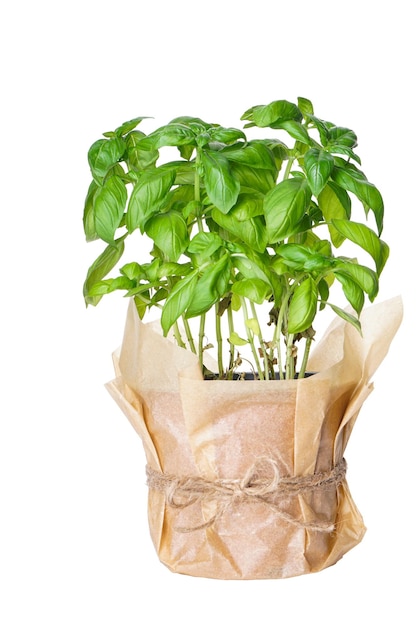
[83,97,402,579]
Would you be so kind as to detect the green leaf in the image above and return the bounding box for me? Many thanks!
[231,193,264,220]
[287,277,318,333]
[222,141,277,170]
[201,150,240,213]
[333,260,379,300]
[93,175,127,243]
[88,137,126,182]
[232,255,270,283]
[114,117,150,137]
[87,275,135,296]
[145,211,189,261]
[209,127,246,144]
[125,130,159,170]
[245,318,261,336]
[229,162,276,194]
[332,162,384,234]
[304,148,334,196]
[187,232,223,257]
[229,331,249,346]
[186,254,231,318]
[83,236,125,305]
[127,167,176,233]
[328,126,357,148]
[297,97,314,117]
[231,278,271,304]
[318,182,351,247]
[264,178,312,242]
[211,208,267,253]
[83,180,99,241]
[334,271,364,315]
[327,303,362,334]
[120,262,143,281]
[161,271,198,335]
[277,243,332,272]
[331,219,389,275]
[241,100,302,128]
[138,123,196,150]
[272,120,311,144]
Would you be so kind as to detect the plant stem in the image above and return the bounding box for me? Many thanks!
[173,321,186,349]
[283,155,295,180]
[285,333,295,379]
[298,336,313,379]
[227,301,235,376]
[250,301,269,380]
[271,290,290,379]
[241,298,264,380]
[215,304,224,377]
[182,315,196,354]
[198,313,206,370]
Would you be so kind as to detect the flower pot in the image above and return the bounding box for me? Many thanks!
[106,296,402,579]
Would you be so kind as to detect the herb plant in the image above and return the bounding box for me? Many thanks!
[83,97,388,380]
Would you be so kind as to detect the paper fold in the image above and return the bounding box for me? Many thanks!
[106,296,403,579]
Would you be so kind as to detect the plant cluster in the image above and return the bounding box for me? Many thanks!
[83,97,388,379]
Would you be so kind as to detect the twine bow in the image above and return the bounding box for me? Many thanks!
[146,457,347,533]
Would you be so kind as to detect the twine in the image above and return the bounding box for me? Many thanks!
[146,457,347,533]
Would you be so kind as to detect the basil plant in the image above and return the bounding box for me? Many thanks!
[83,97,388,380]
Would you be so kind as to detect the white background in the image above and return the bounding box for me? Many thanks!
[1,1,414,624]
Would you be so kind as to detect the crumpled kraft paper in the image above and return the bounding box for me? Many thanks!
[106,296,403,579]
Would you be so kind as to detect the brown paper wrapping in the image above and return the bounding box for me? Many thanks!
[106,296,403,579]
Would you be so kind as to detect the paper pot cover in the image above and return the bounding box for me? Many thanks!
[106,296,402,579]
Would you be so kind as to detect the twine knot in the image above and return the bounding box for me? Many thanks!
[146,457,347,533]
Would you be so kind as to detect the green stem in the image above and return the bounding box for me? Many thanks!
[182,315,196,354]
[298,336,313,379]
[198,313,206,371]
[250,301,269,381]
[173,321,186,349]
[215,303,224,377]
[241,298,264,380]
[271,290,290,379]
[227,301,235,377]
[283,155,295,180]
[285,333,295,379]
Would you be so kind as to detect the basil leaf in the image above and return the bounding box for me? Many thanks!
[201,150,240,213]
[264,178,312,242]
[318,182,351,247]
[114,117,150,137]
[327,303,362,334]
[125,130,158,170]
[304,148,334,197]
[88,137,126,182]
[211,208,267,253]
[231,278,271,305]
[222,141,277,171]
[161,272,198,335]
[287,277,318,333]
[127,168,176,233]
[331,219,389,275]
[83,180,99,241]
[187,232,223,257]
[186,255,231,318]
[83,236,125,305]
[145,211,189,261]
[93,175,127,243]
[334,271,365,314]
[241,100,302,128]
[333,260,379,300]
[332,162,384,234]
